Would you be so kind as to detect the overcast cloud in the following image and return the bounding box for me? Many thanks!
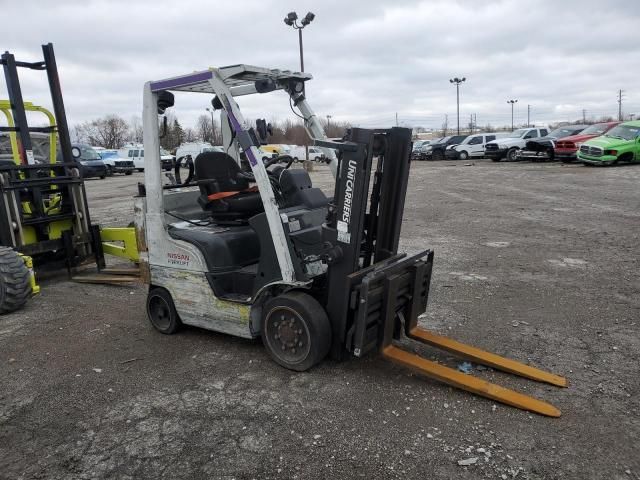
[2,0,639,131]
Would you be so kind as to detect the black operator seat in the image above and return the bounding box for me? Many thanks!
[195,151,264,222]
[278,168,328,209]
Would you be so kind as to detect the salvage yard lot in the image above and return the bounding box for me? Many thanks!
[1,160,639,480]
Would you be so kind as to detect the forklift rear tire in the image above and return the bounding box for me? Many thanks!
[0,247,31,314]
[262,291,331,372]
[146,287,181,334]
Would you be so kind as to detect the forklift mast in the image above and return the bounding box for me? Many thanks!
[0,43,104,269]
[317,127,432,359]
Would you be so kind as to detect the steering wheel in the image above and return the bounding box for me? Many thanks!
[173,155,195,185]
[264,154,294,170]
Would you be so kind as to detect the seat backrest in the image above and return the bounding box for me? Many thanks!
[279,168,328,209]
[194,151,249,196]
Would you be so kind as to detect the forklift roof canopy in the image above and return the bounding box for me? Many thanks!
[149,65,312,94]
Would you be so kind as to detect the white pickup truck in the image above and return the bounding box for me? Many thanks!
[484,127,549,162]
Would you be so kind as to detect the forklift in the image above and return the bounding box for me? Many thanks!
[139,65,566,417]
[0,43,140,313]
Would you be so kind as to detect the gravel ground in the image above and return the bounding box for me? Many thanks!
[1,160,638,480]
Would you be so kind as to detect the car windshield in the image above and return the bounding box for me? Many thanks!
[580,124,610,135]
[100,151,118,159]
[433,136,451,144]
[80,146,101,160]
[604,124,640,141]
[507,129,528,138]
[547,128,579,138]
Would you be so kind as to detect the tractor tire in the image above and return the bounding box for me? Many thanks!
[458,151,469,160]
[506,148,518,161]
[146,287,182,334]
[262,291,331,372]
[0,247,31,314]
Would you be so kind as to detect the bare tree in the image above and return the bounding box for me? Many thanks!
[196,115,213,143]
[184,127,197,142]
[129,115,143,143]
[75,115,130,149]
[441,114,449,137]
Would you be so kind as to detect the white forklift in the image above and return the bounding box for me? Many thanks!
[138,65,566,416]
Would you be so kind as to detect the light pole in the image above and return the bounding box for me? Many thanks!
[284,11,315,164]
[507,99,518,131]
[205,107,215,143]
[326,114,332,131]
[449,77,466,135]
[284,11,315,74]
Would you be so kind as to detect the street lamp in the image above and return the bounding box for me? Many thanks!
[507,99,518,131]
[326,114,332,129]
[283,11,315,73]
[449,77,466,135]
[284,11,315,164]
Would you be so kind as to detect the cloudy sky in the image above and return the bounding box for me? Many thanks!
[2,0,639,132]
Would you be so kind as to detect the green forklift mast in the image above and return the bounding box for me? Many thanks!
[0,43,105,271]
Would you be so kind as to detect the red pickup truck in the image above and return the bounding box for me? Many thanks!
[555,122,620,162]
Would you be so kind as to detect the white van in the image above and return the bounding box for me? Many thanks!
[175,142,224,162]
[119,144,175,171]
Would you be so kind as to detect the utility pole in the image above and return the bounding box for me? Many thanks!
[527,104,531,127]
[582,109,587,123]
[395,112,398,127]
[469,114,473,134]
[507,99,518,131]
[449,77,466,135]
[618,89,624,121]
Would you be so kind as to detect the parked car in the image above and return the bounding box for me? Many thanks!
[412,140,438,160]
[517,125,590,161]
[445,133,509,160]
[425,135,467,160]
[94,148,134,175]
[577,121,640,166]
[484,127,549,162]
[119,144,174,171]
[554,122,620,162]
[67,144,108,179]
[289,146,325,162]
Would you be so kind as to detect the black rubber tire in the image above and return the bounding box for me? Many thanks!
[491,157,501,162]
[506,148,518,161]
[99,175,106,179]
[458,151,469,160]
[262,291,331,372]
[146,287,181,334]
[125,170,133,175]
[432,149,444,161]
[0,247,31,314]
[293,157,298,162]
[137,168,144,173]
[106,165,113,176]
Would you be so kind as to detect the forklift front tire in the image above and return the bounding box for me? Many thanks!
[0,247,31,314]
[146,287,181,334]
[262,291,331,372]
